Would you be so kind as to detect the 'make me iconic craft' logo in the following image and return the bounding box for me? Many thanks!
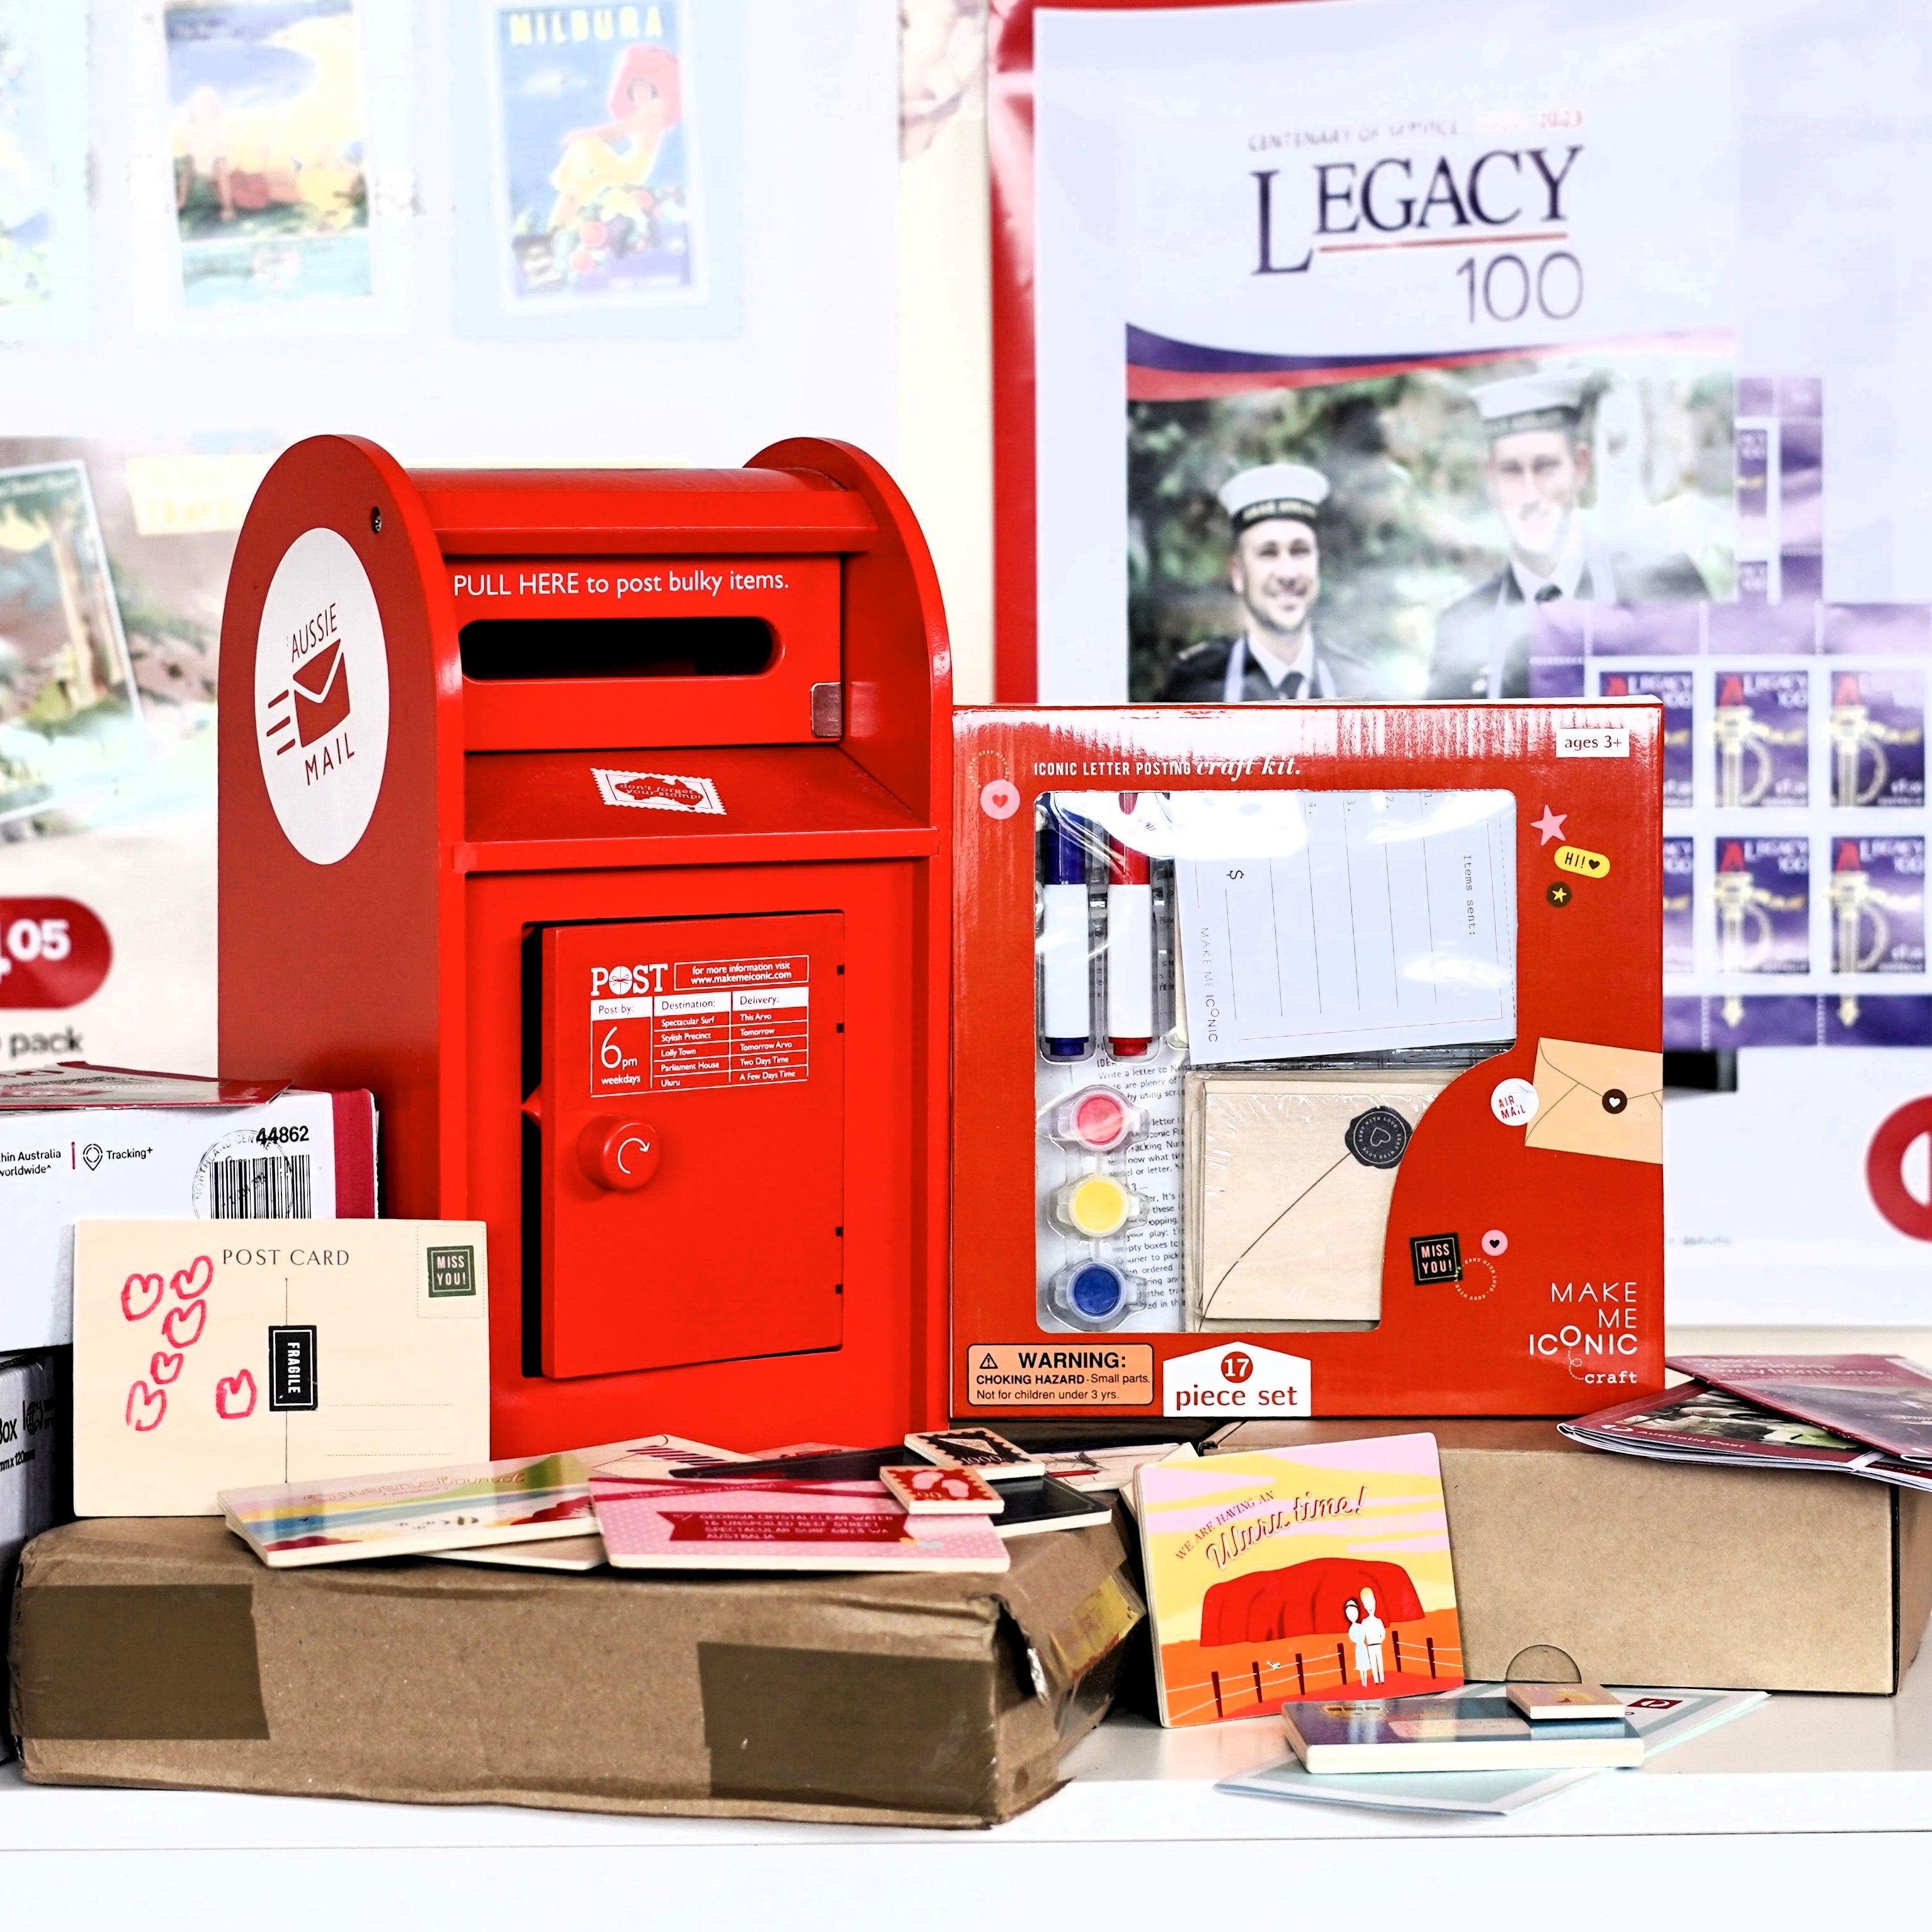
[262,598,355,789]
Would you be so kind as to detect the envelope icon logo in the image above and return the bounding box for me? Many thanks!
[1523,1038,1663,1164]
[291,642,351,747]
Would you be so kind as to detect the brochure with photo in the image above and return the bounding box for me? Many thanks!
[1563,1380,1932,1493]
[1563,1381,1877,1474]
[1669,1354,1932,1462]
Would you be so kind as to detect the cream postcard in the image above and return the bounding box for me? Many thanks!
[74,1219,489,1515]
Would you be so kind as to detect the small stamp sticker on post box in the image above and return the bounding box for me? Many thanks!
[1162,1342,1310,1419]
[592,768,725,815]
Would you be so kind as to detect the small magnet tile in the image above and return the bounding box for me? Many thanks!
[1507,1684,1627,1722]
[904,1427,1045,1480]
[880,1463,1006,1514]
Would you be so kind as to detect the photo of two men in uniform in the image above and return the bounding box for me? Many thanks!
[1159,372,1712,705]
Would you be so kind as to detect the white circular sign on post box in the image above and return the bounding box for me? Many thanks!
[254,528,390,866]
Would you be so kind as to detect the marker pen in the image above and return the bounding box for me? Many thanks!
[1106,802,1154,1057]
[1038,803,1091,1059]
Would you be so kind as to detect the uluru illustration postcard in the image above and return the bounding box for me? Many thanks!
[1135,1435,1463,1727]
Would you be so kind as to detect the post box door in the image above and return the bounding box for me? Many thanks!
[536,912,845,1378]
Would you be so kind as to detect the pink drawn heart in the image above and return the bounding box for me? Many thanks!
[150,1350,184,1385]
[171,1254,213,1300]
[120,1273,164,1322]
[214,1369,257,1421]
[161,1300,206,1348]
[125,1382,166,1431]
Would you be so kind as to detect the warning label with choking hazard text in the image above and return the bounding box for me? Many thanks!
[968,1343,1155,1407]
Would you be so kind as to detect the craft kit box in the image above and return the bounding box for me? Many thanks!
[1218,1420,1932,1695]
[0,1065,375,1352]
[9,1511,1142,1827]
[951,703,1664,1420]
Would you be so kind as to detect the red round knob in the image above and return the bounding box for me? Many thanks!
[577,1117,661,1191]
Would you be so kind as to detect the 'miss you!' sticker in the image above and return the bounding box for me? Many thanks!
[593,768,725,815]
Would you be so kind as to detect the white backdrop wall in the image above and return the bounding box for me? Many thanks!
[0,0,901,1082]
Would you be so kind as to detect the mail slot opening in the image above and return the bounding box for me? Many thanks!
[460,617,776,682]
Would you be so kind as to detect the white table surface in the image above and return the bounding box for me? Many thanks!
[6,1654,1930,1923]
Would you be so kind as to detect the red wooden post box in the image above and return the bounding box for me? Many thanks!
[219,435,951,1454]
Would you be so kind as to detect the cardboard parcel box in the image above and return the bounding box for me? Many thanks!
[1215,1420,1932,1695]
[10,1514,1142,1827]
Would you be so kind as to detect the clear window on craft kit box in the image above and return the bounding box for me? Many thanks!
[1033,790,1517,1338]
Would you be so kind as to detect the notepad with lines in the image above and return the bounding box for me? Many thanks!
[1173,791,1516,1065]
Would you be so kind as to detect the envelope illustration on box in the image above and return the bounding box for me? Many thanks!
[72,1219,490,1516]
[292,642,350,746]
[1523,1039,1664,1165]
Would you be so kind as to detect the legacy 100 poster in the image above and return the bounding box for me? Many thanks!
[1030,0,1736,703]
[1018,0,1932,1329]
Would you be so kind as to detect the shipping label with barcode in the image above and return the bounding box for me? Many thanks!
[191,1110,336,1221]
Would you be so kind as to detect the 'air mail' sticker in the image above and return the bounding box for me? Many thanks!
[1491,1077,1540,1126]
[593,768,725,815]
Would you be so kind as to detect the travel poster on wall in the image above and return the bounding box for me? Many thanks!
[457,0,742,338]
[163,0,375,307]
[134,0,412,333]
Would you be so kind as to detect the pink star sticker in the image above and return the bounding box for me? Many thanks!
[1533,805,1567,845]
